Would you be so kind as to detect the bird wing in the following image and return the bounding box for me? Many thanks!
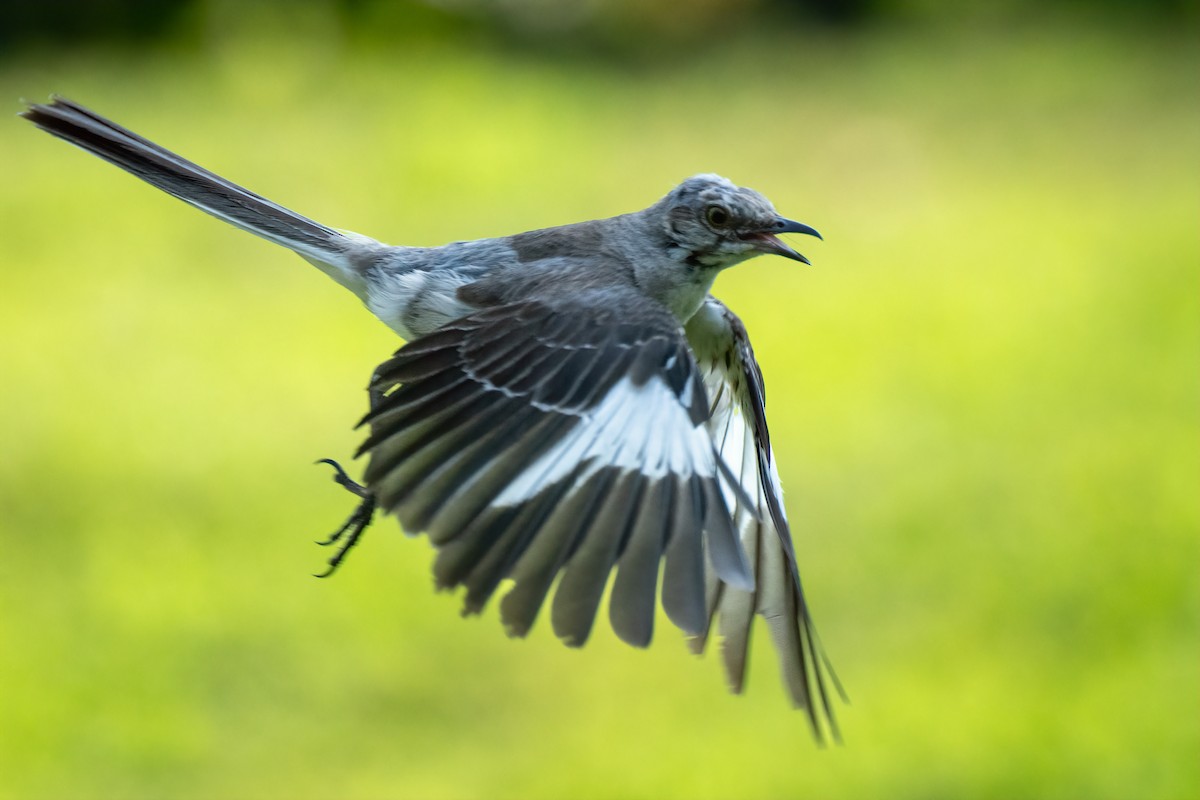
[357,287,756,651]
[684,296,842,742]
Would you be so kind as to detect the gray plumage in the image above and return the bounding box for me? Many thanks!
[22,95,842,741]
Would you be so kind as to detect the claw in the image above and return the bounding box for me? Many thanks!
[316,458,372,498]
[316,531,342,547]
[314,458,377,577]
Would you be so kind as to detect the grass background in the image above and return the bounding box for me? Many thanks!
[0,11,1197,799]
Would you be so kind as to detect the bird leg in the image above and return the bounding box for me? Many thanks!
[313,372,387,578]
[313,458,376,577]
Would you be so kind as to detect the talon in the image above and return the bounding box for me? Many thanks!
[316,458,371,499]
[314,459,377,577]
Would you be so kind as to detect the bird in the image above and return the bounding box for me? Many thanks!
[22,95,843,741]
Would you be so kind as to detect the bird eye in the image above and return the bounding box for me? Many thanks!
[705,205,731,228]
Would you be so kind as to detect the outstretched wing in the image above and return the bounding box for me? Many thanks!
[358,288,754,650]
[685,296,843,742]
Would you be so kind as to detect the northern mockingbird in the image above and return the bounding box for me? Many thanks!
[23,96,842,740]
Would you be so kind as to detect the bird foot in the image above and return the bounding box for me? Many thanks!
[314,459,376,577]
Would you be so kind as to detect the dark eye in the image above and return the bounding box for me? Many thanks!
[705,205,731,228]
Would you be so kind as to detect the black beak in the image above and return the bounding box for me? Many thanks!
[772,217,823,240]
[742,216,823,264]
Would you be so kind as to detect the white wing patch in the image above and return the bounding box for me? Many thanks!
[492,373,715,507]
[701,362,783,528]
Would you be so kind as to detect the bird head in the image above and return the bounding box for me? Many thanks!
[659,174,822,269]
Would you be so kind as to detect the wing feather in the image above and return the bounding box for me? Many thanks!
[685,296,843,742]
[551,473,646,647]
[661,476,708,636]
[608,480,671,647]
[499,469,617,637]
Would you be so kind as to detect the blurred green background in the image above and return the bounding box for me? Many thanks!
[1,1,1197,798]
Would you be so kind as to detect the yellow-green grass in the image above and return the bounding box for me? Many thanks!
[1,19,1196,800]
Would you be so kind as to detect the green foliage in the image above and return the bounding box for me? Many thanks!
[0,19,1196,800]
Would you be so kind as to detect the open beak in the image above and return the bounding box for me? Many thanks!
[742,217,823,264]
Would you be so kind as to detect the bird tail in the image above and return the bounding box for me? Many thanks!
[20,96,372,290]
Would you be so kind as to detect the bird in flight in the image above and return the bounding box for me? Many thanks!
[23,96,843,741]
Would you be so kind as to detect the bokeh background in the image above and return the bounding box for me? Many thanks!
[1,1,1197,797]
